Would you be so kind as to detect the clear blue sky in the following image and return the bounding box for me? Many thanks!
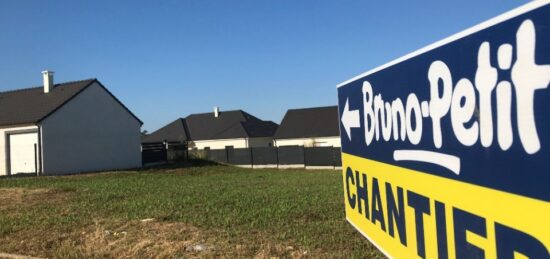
[0,0,528,131]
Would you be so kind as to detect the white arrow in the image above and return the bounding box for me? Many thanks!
[341,98,360,140]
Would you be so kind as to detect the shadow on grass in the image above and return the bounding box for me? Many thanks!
[139,159,221,171]
[0,159,223,180]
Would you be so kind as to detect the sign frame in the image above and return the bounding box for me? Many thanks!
[337,1,550,258]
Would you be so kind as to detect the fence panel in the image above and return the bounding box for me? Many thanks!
[207,149,228,163]
[251,147,278,165]
[167,143,187,161]
[188,149,207,159]
[186,146,342,168]
[228,148,252,165]
[142,143,167,164]
[304,147,335,166]
[277,146,305,165]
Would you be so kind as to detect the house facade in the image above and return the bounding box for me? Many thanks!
[0,71,142,175]
[274,106,341,147]
[143,107,277,150]
[190,137,274,150]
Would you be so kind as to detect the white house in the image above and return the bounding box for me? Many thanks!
[274,106,341,147]
[0,71,142,175]
[143,107,277,150]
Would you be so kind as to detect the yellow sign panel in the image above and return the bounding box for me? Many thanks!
[342,153,550,258]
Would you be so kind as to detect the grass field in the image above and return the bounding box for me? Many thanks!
[0,162,383,258]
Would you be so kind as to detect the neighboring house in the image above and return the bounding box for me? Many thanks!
[0,71,143,176]
[274,106,341,147]
[143,107,278,149]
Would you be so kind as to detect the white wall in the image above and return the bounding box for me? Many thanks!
[0,125,38,176]
[40,82,142,175]
[191,138,248,150]
[274,136,341,147]
[190,137,273,150]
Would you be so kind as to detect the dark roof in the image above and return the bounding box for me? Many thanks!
[0,78,142,126]
[0,79,93,126]
[143,110,278,142]
[274,106,340,139]
[241,120,278,138]
[142,119,187,143]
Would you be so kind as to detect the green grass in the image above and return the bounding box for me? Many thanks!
[0,162,383,258]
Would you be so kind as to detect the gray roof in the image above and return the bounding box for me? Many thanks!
[143,110,278,143]
[241,120,279,138]
[274,106,340,139]
[142,119,187,143]
[0,78,142,126]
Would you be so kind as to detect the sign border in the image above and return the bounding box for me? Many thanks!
[337,1,550,258]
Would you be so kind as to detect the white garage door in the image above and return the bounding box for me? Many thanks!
[9,132,38,174]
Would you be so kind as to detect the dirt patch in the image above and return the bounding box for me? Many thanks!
[0,188,72,210]
[251,242,312,259]
[56,220,316,258]
[0,188,51,204]
[1,219,318,258]
[56,220,206,258]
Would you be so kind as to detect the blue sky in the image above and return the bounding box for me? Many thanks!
[0,0,528,131]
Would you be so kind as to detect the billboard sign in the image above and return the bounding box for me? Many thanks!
[337,1,550,258]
